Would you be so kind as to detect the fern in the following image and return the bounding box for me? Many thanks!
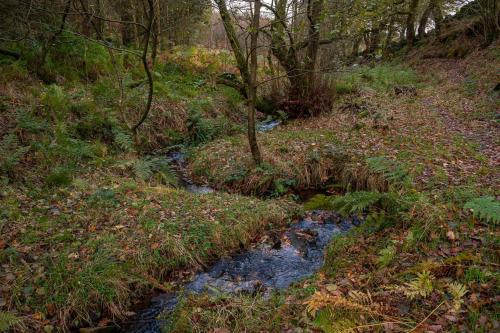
[448,282,468,312]
[305,191,406,217]
[377,243,397,268]
[16,111,48,133]
[403,270,434,299]
[332,191,385,215]
[464,196,500,224]
[113,128,134,152]
[366,156,411,188]
[0,311,20,332]
[41,84,68,118]
[348,290,373,306]
[133,159,153,181]
[0,134,29,175]
[149,156,178,186]
[186,102,215,145]
[133,157,178,185]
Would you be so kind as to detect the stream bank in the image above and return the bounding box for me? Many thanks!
[121,118,356,333]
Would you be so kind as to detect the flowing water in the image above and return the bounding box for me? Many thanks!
[257,119,281,132]
[119,119,357,332]
[124,211,359,333]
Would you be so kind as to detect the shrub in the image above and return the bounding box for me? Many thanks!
[38,33,112,82]
[278,79,334,118]
[40,84,69,120]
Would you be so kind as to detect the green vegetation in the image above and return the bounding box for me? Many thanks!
[1,1,498,332]
[1,179,297,329]
[334,64,418,94]
[181,45,499,332]
[0,34,290,332]
[464,196,500,224]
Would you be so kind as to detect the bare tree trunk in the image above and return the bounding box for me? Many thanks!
[151,0,161,67]
[432,2,443,36]
[214,0,251,87]
[94,0,104,38]
[406,0,420,46]
[418,0,436,39]
[304,0,325,91]
[351,35,362,57]
[132,0,140,47]
[384,18,396,54]
[121,5,134,46]
[248,0,262,165]
[479,0,500,46]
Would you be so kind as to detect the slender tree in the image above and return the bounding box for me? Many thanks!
[215,0,262,164]
[248,0,263,164]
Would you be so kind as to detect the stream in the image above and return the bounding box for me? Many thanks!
[119,119,357,332]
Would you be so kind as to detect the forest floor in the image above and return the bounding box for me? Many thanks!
[180,42,499,332]
[0,37,498,332]
[0,45,301,332]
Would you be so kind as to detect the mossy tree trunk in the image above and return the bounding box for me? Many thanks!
[418,0,436,39]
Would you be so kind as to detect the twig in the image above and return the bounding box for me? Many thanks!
[407,300,445,332]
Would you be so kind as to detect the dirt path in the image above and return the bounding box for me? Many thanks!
[416,57,499,179]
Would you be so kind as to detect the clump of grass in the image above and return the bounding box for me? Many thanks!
[335,64,417,93]
[166,291,300,332]
[46,165,73,187]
